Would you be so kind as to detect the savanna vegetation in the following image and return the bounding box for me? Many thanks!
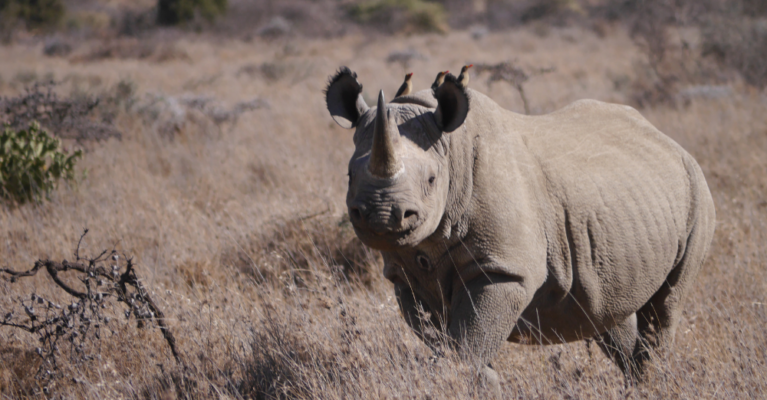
[1,0,766,398]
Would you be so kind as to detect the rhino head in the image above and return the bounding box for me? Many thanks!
[325,67,469,251]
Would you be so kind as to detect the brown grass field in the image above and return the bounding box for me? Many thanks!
[1,15,766,399]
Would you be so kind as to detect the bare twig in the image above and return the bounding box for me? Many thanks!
[0,230,184,394]
[473,61,555,115]
[115,257,182,364]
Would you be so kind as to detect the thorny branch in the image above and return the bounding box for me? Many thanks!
[0,229,183,392]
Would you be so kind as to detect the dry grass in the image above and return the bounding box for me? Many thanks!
[0,23,766,399]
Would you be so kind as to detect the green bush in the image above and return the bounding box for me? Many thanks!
[0,0,65,30]
[348,0,448,34]
[0,122,81,204]
[156,0,227,26]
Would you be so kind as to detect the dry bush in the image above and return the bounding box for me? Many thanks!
[0,230,181,397]
[135,92,269,138]
[0,82,122,143]
[483,0,586,30]
[74,38,191,63]
[700,16,767,88]
[473,61,555,114]
[590,0,767,106]
[0,0,65,31]
[386,48,429,70]
[237,61,315,85]
[115,7,159,38]
[222,214,378,288]
[157,0,227,26]
[42,36,73,57]
[221,0,352,39]
[348,0,449,34]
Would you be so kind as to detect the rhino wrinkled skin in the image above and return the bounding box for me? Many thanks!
[325,67,715,393]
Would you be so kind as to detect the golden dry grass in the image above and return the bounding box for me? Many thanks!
[1,24,766,398]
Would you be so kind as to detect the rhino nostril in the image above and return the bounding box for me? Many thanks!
[416,254,431,271]
[404,210,418,219]
[350,207,362,221]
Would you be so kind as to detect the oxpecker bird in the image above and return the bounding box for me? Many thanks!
[395,72,414,98]
[458,64,473,87]
[431,70,448,90]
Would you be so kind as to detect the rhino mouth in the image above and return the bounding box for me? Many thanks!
[350,219,424,250]
[355,229,418,250]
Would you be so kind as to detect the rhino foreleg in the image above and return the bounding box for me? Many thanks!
[394,284,444,350]
[449,273,528,398]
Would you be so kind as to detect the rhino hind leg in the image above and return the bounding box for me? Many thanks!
[595,313,646,383]
[636,205,715,359]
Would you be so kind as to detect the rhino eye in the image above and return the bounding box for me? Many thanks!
[348,170,354,184]
[428,176,435,185]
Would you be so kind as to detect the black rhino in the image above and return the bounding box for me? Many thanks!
[325,67,715,394]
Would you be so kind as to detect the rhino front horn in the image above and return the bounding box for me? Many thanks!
[369,90,403,178]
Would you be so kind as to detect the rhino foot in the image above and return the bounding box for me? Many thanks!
[478,364,502,399]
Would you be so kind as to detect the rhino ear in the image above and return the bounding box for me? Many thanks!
[325,67,369,129]
[433,73,469,133]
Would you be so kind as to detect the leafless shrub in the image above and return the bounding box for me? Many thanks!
[629,32,734,108]
[347,0,449,35]
[482,0,585,30]
[386,48,428,70]
[519,0,584,24]
[74,38,190,63]
[622,0,693,107]
[221,0,351,39]
[0,230,181,396]
[701,16,767,88]
[237,61,315,85]
[473,61,555,114]
[182,73,222,91]
[257,62,290,82]
[11,70,45,87]
[0,81,122,143]
[115,7,158,37]
[182,94,269,127]
[137,92,269,137]
[596,0,766,106]
[43,36,73,57]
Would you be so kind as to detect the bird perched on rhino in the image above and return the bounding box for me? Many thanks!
[395,72,414,98]
[431,70,448,90]
[458,64,473,87]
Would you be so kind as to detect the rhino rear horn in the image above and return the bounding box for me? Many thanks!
[325,67,369,129]
[433,73,470,133]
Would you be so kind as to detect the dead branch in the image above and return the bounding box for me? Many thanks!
[0,229,184,394]
[473,61,555,115]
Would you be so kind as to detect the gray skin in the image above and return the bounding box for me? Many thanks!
[325,68,716,395]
